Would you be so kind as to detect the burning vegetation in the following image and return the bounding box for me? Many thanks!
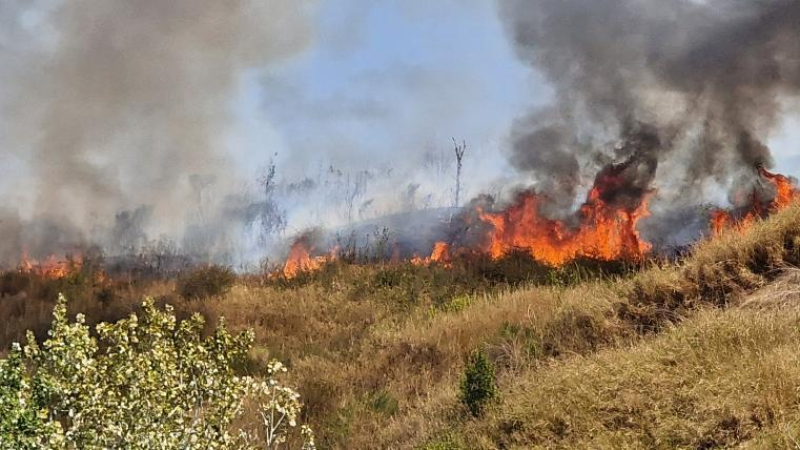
[710,166,800,236]
[275,157,799,280]
[18,252,85,280]
[282,237,335,279]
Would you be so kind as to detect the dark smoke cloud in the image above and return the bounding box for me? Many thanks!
[0,0,316,261]
[499,0,800,207]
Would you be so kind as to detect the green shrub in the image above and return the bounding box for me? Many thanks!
[459,350,498,417]
[178,265,237,300]
[0,294,314,449]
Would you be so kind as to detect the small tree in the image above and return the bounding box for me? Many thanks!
[459,350,497,417]
[0,294,314,449]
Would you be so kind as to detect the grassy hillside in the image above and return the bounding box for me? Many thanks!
[3,205,800,448]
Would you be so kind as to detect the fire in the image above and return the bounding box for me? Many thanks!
[411,242,453,267]
[275,165,796,273]
[710,167,799,236]
[282,237,333,279]
[470,187,651,267]
[424,154,654,267]
[430,242,452,263]
[758,166,798,209]
[282,155,655,271]
[19,252,84,279]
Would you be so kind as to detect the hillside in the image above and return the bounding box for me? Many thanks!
[3,205,800,448]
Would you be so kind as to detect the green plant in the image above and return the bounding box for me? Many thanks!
[458,350,498,417]
[370,389,399,417]
[0,294,314,449]
[179,265,237,300]
[440,294,473,313]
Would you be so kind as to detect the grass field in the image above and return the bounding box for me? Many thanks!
[3,205,800,448]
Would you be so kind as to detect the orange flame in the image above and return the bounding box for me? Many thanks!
[282,238,334,279]
[710,167,799,236]
[758,166,798,209]
[18,252,84,279]
[471,185,651,267]
[411,242,453,267]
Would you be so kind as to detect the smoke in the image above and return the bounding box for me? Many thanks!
[0,0,316,261]
[499,0,800,209]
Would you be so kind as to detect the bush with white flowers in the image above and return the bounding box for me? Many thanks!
[0,294,314,450]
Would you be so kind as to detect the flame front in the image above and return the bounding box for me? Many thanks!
[282,238,332,279]
[276,166,797,274]
[473,186,651,267]
[19,252,84,279]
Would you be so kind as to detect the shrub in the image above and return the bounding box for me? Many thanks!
[0,294,314,449]
[178,265,237,300]
[459,350,498,417]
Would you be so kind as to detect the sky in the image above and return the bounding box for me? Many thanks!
[227,0,800,195]
[228,1,540,191]
[2,0,800,262]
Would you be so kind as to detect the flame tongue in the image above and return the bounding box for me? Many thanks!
[476,185,651,266]
[465,153,654,267]
[282,237,334,279]
[758,166,797,209]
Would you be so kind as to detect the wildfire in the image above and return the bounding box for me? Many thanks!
[411,242,453,267]
[275,164,796,274]
[282,238,334,279]
[417,155,654,267]
[19,252,84,279]
[710,166,799,236]
[467,187,651,267]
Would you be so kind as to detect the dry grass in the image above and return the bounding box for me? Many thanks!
[459,306,800,449]
[621,205,800,331]
[4,204,800,448]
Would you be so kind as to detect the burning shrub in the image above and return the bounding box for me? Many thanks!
[0,295,315,449]
[178,264,237,300]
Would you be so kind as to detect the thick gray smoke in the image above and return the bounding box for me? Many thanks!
[0,0,315,263]
[499,0,800,213]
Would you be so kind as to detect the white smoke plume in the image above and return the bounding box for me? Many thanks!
[0,0,316,263]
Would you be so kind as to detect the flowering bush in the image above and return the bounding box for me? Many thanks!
[0,294,314,449]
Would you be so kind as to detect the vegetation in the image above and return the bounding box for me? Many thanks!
[179,265,237,300]
[0,295,313,449]
[459,350,498,417]
[3,204,800,447]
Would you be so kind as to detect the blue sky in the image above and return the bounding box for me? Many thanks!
[227,0,800,189]
[228,1,542,185]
